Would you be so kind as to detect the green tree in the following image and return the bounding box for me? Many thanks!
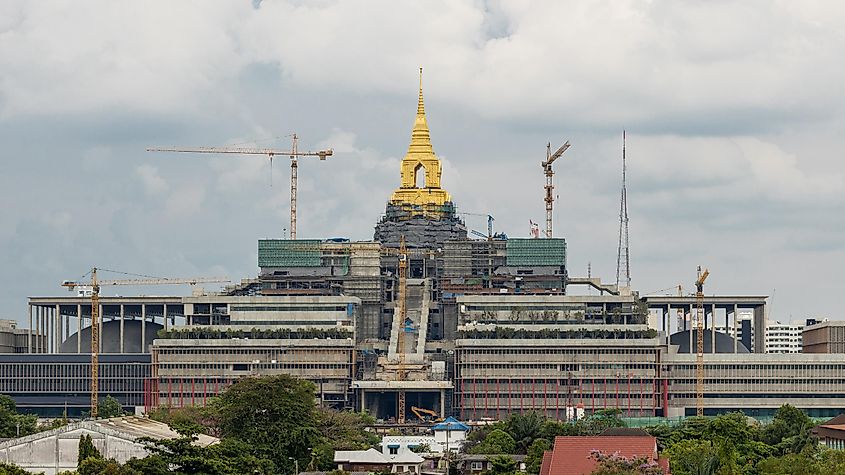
[506,412,545,454]
[210,375,320,472]
[525,438,552,474]
[663,439,720,475]
[763,404,815,455]
[0,394,37,438]
[489,455,518,475]
[78,434,102,466]
[577,409,626,436]
[0,461,35,475]
[470,429,517,455]
[149,405,218,438]
[97,396,125,419]
[589,451,664,475]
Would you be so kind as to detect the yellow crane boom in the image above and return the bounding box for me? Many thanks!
[695,266,709,417]
[541,140,570,239]
[147,134,332,239]
[61,268,229,418]
[396,236,408,424]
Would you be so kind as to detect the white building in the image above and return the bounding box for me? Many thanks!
[0,417,218,475]
[381,417,470,456]
[765,321,804,354]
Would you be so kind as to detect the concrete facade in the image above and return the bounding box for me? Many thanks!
[803,320,845,353]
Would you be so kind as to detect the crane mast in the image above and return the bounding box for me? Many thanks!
[396,236,408,423]
[90,268,100,418]
[542,141,570,239]
[147,134,332,239]
[695,266,709,416]
[61,269,229,418]
[396,234,408,424]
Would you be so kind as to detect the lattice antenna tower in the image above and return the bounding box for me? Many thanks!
[616,130,631,288]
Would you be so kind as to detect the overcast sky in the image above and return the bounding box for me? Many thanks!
[1,1,844,326]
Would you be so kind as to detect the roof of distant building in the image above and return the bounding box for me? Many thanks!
[432,416,470,431]
[543,436,667,475]
[334,448,391,465]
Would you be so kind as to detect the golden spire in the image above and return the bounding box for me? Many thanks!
[408,67,433,155]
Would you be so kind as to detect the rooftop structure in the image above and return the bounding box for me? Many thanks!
[0,416,217,475]
[539,435,668,475]
[803,320,845,353]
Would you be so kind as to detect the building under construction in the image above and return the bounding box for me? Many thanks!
[13,74,845,421]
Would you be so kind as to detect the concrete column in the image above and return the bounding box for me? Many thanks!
[164,304,168,332]
[667,304,672,336]
[55,304,61,353]
[98,303,103,353]
[35,306,40,353]
[77,304,82,353]
[27,303,32,353]
[440,389,446,418]
[65,308,70,347]
[711,304,716,354]
[120,304,125,354]
[733,304,738,353]
[754,304,766,353]
[141,303,147,353]
[689,304,694,352]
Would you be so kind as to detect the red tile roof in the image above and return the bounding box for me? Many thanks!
[545,436,668,475]
[539,450,553,475]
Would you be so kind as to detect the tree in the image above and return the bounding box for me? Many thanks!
[506,412,545,454]
[78,434,102,466]
[577,409,626,436]
[97,396,125,419]
[0,394,37,438]
[489,455,518,475]
[0,462,34,475]
[589,450,664,475]
[210,375,321,472]
[763,404,814,455]
[663,439,720,475]
[470,429,517,455]
[525,438,552,474]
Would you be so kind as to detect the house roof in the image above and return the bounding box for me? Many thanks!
[0,416,218,450]
[334,448,391,464]
[432,417,470,431]
[545,436,665,475]
[389,452,425,464]
[539,451,552,475]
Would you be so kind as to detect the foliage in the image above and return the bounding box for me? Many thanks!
[0,394,37,438]
[589,450,664,475]
[506,412,545,453]
[576,409,626,436]
[210,375,321,472]
[763,404,816,455]
[148,405,219,437]
[97,396,125,419]
[456,328,658,340]
[489,455,518,475]
[410,443,431,453]
[663,439,719,475]
[78,434,102,466]
[0,462,36,475]
[470,429,516,455]
[157,327,352,340]
[525,438,552,474]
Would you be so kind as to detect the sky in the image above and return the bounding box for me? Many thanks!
[1,0,844,326]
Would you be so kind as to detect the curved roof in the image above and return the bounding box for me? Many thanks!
[670,329,749,353]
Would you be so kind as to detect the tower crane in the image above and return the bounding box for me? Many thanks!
[147,134,333,239]
[396,236,409,423]
[61,268,230,418]
[541,141,570,239]
[694,266,709,417]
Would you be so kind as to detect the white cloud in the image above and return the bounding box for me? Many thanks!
[135,164,168,195]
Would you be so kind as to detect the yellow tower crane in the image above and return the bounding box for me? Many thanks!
[694,266,709,417]
[61,268,229,418]
[396,236,409,424]
[541,141,570,239]
[147,134,332,239]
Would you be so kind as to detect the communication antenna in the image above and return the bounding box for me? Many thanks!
[615,130,631,288]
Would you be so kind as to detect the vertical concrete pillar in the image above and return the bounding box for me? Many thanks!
[120,304,125,354]
[55,304,61,353]
[35,306,40,353]
[141,303,147,353]
[689,304,694,352]
[440,389,446,418]
[98,303,103,353]
[27,303,32,353]
[754,304,766,353]
[711,304,716,354]
[733,304,738,353]
[666,304,671,336]
[164,304,168,332]
[77,304,82,353]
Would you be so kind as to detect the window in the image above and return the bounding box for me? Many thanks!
[389,447,398,455]
[471,462,483,470]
